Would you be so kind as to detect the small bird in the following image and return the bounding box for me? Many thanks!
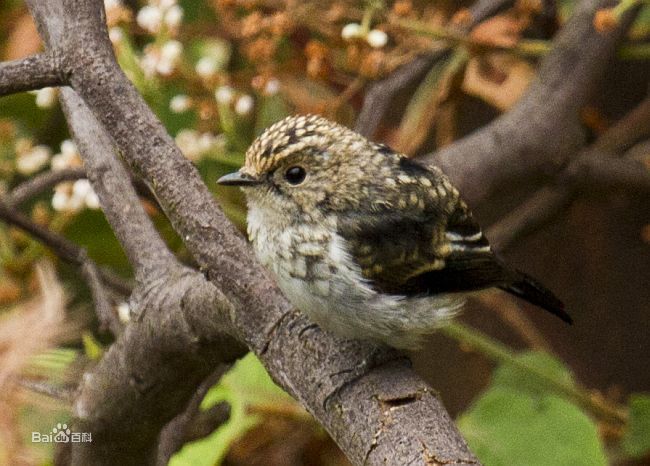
[218,115,571,349]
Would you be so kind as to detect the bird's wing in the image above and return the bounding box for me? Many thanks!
[336,158,512,296]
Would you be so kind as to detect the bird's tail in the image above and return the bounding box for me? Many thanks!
[499,271,572,324]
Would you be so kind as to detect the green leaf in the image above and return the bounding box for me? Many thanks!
[201,352,292,411]
[26,348,78,382]
[458,387,607,466]
[81,331,103,361]
[492,352,576,397]
[63,210,131,276]
[457,351,607,466]
[170,353,294,466]
[622,393,650,458]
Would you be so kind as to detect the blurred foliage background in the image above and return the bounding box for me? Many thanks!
[0,0,649,465]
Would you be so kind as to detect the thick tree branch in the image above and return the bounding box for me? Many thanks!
[422,0,638,205]
[21,0,481,465]
[487,95,650,251]
[57,86,250,464]
[0,53,65,96]
[59,87,177,280]
[355,53,443,138]
[70,264,247,465]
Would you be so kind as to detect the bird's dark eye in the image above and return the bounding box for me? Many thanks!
[284,166,306,185]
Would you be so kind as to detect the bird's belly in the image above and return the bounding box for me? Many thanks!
[251,223,465,349]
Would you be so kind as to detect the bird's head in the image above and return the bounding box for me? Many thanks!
[217,115,397,217]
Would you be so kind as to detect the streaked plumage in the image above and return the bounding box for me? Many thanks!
[218,115,570,349]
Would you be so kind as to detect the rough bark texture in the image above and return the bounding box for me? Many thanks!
[6,0,485,464]
[0,0,645,464]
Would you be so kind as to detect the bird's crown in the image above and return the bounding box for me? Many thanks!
[241,114,370,177]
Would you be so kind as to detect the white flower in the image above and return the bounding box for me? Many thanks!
[264,78,280,96]
[72,179,92,198]
[156,60,174,76]
[175,129,219,161]
[85,190,101,209]
[175,129,201,160]
[109,27,124,44]
[214,85,234,104]
[66,193,85,211]
[161,40,183,61]
[366,29,388,48]
[341,23,362,40]
[52,183,84,212]
[51,140,81,171]
[234,95,254,116]
[117,302,131,324]
[136,5,163,34]
[35,87,57,108]
[158,0,177,10]
[140,49,159,77]
[164,5,183,28]
[14,138,32,154]
[169,94,191,113]
[104,0,122,10]
[61,139,78,158]
[195,57,218,79]
[197,133,217,153]
[51,189,69,211]
[17,145,51,175]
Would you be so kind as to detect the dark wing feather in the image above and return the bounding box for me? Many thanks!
[336,158,511,296]
[336,155,570,323]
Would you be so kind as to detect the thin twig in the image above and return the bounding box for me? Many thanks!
[328,76,366,118]
[17,378,75,403]
[0,53,65,96]
[487,95,650,252]
[80,255,122,335]
[593,94,650,153]
[478,292,554,353]
[465,0,515,28]
[486,187,572,252]
[566,156,650,193]
[9,168,87,207]
[0,198,132,297]
[156,365,232,465]
[390,15,648,60]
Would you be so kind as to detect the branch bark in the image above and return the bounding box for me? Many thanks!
[3,0,640,463]
[0,53,65,96]
[422,0,638,205]
[12,0,481,465]
[9,167,87,207]
[0,199,127,333]
[0,198,131,296]
[487,95,650,251]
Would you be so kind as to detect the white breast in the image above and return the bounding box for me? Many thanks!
[247,206,465,349]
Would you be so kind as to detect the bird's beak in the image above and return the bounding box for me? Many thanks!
[217,171,262,187]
